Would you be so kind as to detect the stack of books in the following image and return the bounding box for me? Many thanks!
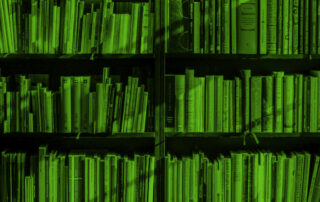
[0,0,154,54]
[0,67,153,133]
[165,151,320,202]
[0,146,156,202]
[166,68,320,133]
[165,0,315,54]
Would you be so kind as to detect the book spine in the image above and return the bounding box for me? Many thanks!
[61,76,71,133]
[204,0,209,53]
[310,0,317,54]
[267,0,277,54]
[282,0,289,54]
[303,77,310,132]
[237,0,258,54]
[310,77,318,132]
[304,0,309,54]
[251,76,262,132]
[262,76,273,132]
[96,83,106,133]
[318,1,320,54]
[310,71,320,131]
[295,154,304,202]
[206,75,215,132]
[273,72,284,132]
[297,75,303,132]
[260,0,267,54]
[216,0,221,53]
[165,75,175,129]
[277,0,283,54]
[292,0,299,54]
[186,69,195,132]
[299,0,304,53]
[288,0,293,54]
[240,70,251,132]
[71,76,81,133]
[235,77,242,133]
[222,0,230,54]
[301,153,311,202]
[231,0,237,54]
[229,80,235,132]
[215,75,224,132]
[283,75,294,132]
[223,80,229,132]
[231,153,243,202]
[209,0,216,53]
[194,2,201,53]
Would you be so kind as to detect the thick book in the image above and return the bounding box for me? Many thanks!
[206,75,215,132]
[273,72,284,132]
[283,75,294,132]
[237,0,258,54]
[262,76,273,132]
[267,0,277,54]
[260,0,267,54]
[251,76,262,132]
[185,69,195,132]
[240,70,251,132]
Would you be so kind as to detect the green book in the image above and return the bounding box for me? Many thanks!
[71,76,81,133]
[96,83,106,133]
[165,76,175,128]
[294,153,305,202]
[39,146,47,202]
[303,77,310,132]
[231,152,243,202]
[193,2,200,53]
[275,153,286,202]
[262,76,273,132]
[283,75,294,133]
[235,77,242,133]
[310,77,318,132]
[237,0,258,54]
[277,0,283,54]
[209,0,216,53]
[273,72,284,133]
[81,76,91,133]
[230,0,237,54]
[215,75,224,132]
[282,0,289,54]
[216,0,221,53]
[183,157,190,202]
[186,69,195,132]
[310,0,317,54]
[292,0,299,54]
[267,0,277,54]
[288,0,293,54]
[304,0,309,54]
[223,80,229,132]
[224,157,232,202]
[240,70,251,132]
[221,0,230,54]
[310,71,320,131]
[60,76,71,133]
[194,77,201,132]
[229,80,235,132]
[302,152,311,202]
[299,0,304,53]
[206,75,215,132]
[251,76,262,132]
[260,0,267,54]
[285,154,296,202]
[308,155,320,202]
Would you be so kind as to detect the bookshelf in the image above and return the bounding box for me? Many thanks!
[2,0,320,201]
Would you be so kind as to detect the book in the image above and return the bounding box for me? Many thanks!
[237,0,258,54]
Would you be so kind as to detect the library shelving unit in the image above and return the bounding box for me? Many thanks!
[2,0,320,201]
